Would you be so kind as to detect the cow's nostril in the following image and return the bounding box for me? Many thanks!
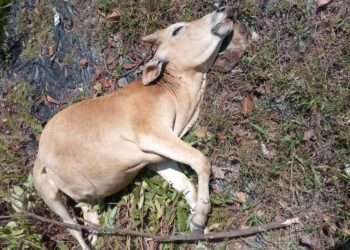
[216,6,226,13]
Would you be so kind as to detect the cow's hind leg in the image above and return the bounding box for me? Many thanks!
[33,160,90,250]
[81,203,99,246]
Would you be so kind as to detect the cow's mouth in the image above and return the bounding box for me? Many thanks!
[212,16,234,37]
[218,28,234,53]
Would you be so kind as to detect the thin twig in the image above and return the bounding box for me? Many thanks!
[0,211,299,242]
[0,212,155,238]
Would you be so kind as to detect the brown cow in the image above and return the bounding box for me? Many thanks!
[33,6,233,249]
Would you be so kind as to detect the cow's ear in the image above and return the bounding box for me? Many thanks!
[142,58,164,85]
[142,31,159,44]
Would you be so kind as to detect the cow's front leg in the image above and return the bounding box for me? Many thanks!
[140,131,211,233]
[148,159,197,210]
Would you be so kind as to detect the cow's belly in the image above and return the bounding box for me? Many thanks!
[41,141,164,201]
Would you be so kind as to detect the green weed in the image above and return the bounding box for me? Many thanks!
[0,0,12,45]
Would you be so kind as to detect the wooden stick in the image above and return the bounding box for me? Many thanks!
[0,212,299,242]
[154,218,300,242]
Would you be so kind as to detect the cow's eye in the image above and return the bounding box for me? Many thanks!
[172,26,183,36]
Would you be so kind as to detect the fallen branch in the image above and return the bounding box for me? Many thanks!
[154,218,300,242]
[0,212,299,242]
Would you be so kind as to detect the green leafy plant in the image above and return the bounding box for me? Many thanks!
[1,174,42,249]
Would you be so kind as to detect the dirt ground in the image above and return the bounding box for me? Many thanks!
[0,0,349,249]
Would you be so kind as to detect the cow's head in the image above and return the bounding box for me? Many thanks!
[142,6,234,85]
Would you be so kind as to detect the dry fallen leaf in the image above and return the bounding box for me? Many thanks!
[48,46,55,57]
[211,165,225,179]
[170,0,186,11]
[98,79,108,87]
[97,78,115,92]
[214,23,249,72]
[195,128,208,139]
[34,0,40,15]
[216,132,226,142]
[241,94,254,117]
[46,95,60,105]
[310,110,321,128]
[234,192,247,203]
[106,9,120,19]
[300,235,320,250]
[260,142,276,159]
[93,83,103,94]
[303,129,315,141]
[254,84,268,96]
[316,0,332,7]
[107,36,116,48]
[342,227,350,236]
[123,63,136,70]
[94,66,101,79]
[79,58,88,66]
[175,0,185,6]
[323,215,338,235]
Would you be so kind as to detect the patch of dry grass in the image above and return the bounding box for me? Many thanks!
[199,0,350,248]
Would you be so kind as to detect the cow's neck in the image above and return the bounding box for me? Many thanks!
[159,63,207,136]
[161,63,207,99]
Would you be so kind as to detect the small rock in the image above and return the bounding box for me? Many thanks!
[344,164,350,177]
[250,30,260,42]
